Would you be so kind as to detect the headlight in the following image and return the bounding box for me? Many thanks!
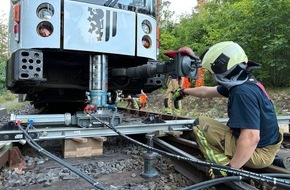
[36,3,54,20]
[141,20,152,34]
[37,21,53,37]
[142,35,151,48]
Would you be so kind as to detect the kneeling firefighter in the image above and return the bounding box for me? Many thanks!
[172,41,284,178]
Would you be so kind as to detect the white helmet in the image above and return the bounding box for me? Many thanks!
[201,41,248,74]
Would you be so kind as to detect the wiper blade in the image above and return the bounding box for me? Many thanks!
[104,0,113,6]
[104,0,119,7]
[109,0,119,7]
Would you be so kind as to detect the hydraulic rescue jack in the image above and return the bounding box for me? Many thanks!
[0,47,203,189]
[0,47,201,142]
[1,48,290,190]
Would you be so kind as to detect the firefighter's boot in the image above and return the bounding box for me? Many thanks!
[164,108,172,114]
[174,109,181,116]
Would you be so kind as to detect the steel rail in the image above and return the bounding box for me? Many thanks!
[153,137,259,190]
[0,107,289,143]
[118,107,290,125]
[159,136,290,189]
[0,119,194,142]
[119,107,290,144]
[169,136,290,173]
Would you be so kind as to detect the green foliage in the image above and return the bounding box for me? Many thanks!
[0,13,8,94]
[0,62,6,94]
[158,31,178,61]
[160,0,290,87]
[203,71,216,86]
[0,91,18,103]
[0,91,28,113]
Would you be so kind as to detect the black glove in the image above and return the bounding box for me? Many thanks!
[207,167,228,179]
[172,87,186,101]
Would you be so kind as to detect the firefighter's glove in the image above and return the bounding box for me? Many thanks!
[172,88,186,101]
[207,167,228,179]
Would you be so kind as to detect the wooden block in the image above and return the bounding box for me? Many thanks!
[165,131,183,137]
[92,137,107,142]
[151,130,165,136]
[63,137,106,158]
[280,124,289,133]
[72,137,88,143]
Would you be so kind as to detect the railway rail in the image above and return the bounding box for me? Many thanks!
[154,136,290,190]
[1,107,289,143]
[0,107,289,189]
[119,108,290,189]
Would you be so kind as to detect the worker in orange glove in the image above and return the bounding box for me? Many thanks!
[139,90,148,110]
[195,68,205,87]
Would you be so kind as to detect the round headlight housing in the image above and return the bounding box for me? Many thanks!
[141,20,152,34]
[36,3,54,20]
[142,35,151,48]
[37,21,53,37]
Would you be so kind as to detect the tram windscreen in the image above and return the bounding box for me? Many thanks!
[72,0,156,17]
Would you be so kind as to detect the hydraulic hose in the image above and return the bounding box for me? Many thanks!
[17,123,106,190]
[181,176,242,190]
[261,173,290,180]
[90,110,290,189]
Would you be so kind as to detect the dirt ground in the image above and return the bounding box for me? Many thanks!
[145,88,290,118]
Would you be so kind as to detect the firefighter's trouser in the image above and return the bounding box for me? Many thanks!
[164,78,180,113]
[193,116,283,169]
[127,98,139,109]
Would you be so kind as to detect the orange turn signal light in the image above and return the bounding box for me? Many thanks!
[13,4,20,23]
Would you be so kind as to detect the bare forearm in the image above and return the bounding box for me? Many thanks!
[183,86,223,98]
[230,130,259,168]
[230,139,256,168]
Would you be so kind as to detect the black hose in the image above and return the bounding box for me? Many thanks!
[181,176,242,190]
[91,110,290,189]
[261,173,290,179]
[17,124,106,190]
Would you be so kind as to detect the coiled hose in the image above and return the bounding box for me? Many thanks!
[17,122,105,190]
[91,108,290,190]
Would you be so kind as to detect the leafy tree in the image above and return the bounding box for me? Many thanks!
[0,13,8,94]
[158,0,178,61]
[244,0,290,86]
[160,0,290,87]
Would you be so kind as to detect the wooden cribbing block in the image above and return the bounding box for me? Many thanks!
[165,131,183,137]
[92,137,107,141]
[72,137,88,143]
[151,130,166,136]
[63,137,107,158]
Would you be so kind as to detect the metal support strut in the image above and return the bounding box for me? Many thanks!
[141,133,159,179]
[83,54,117,121]
[87,55,109,108]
